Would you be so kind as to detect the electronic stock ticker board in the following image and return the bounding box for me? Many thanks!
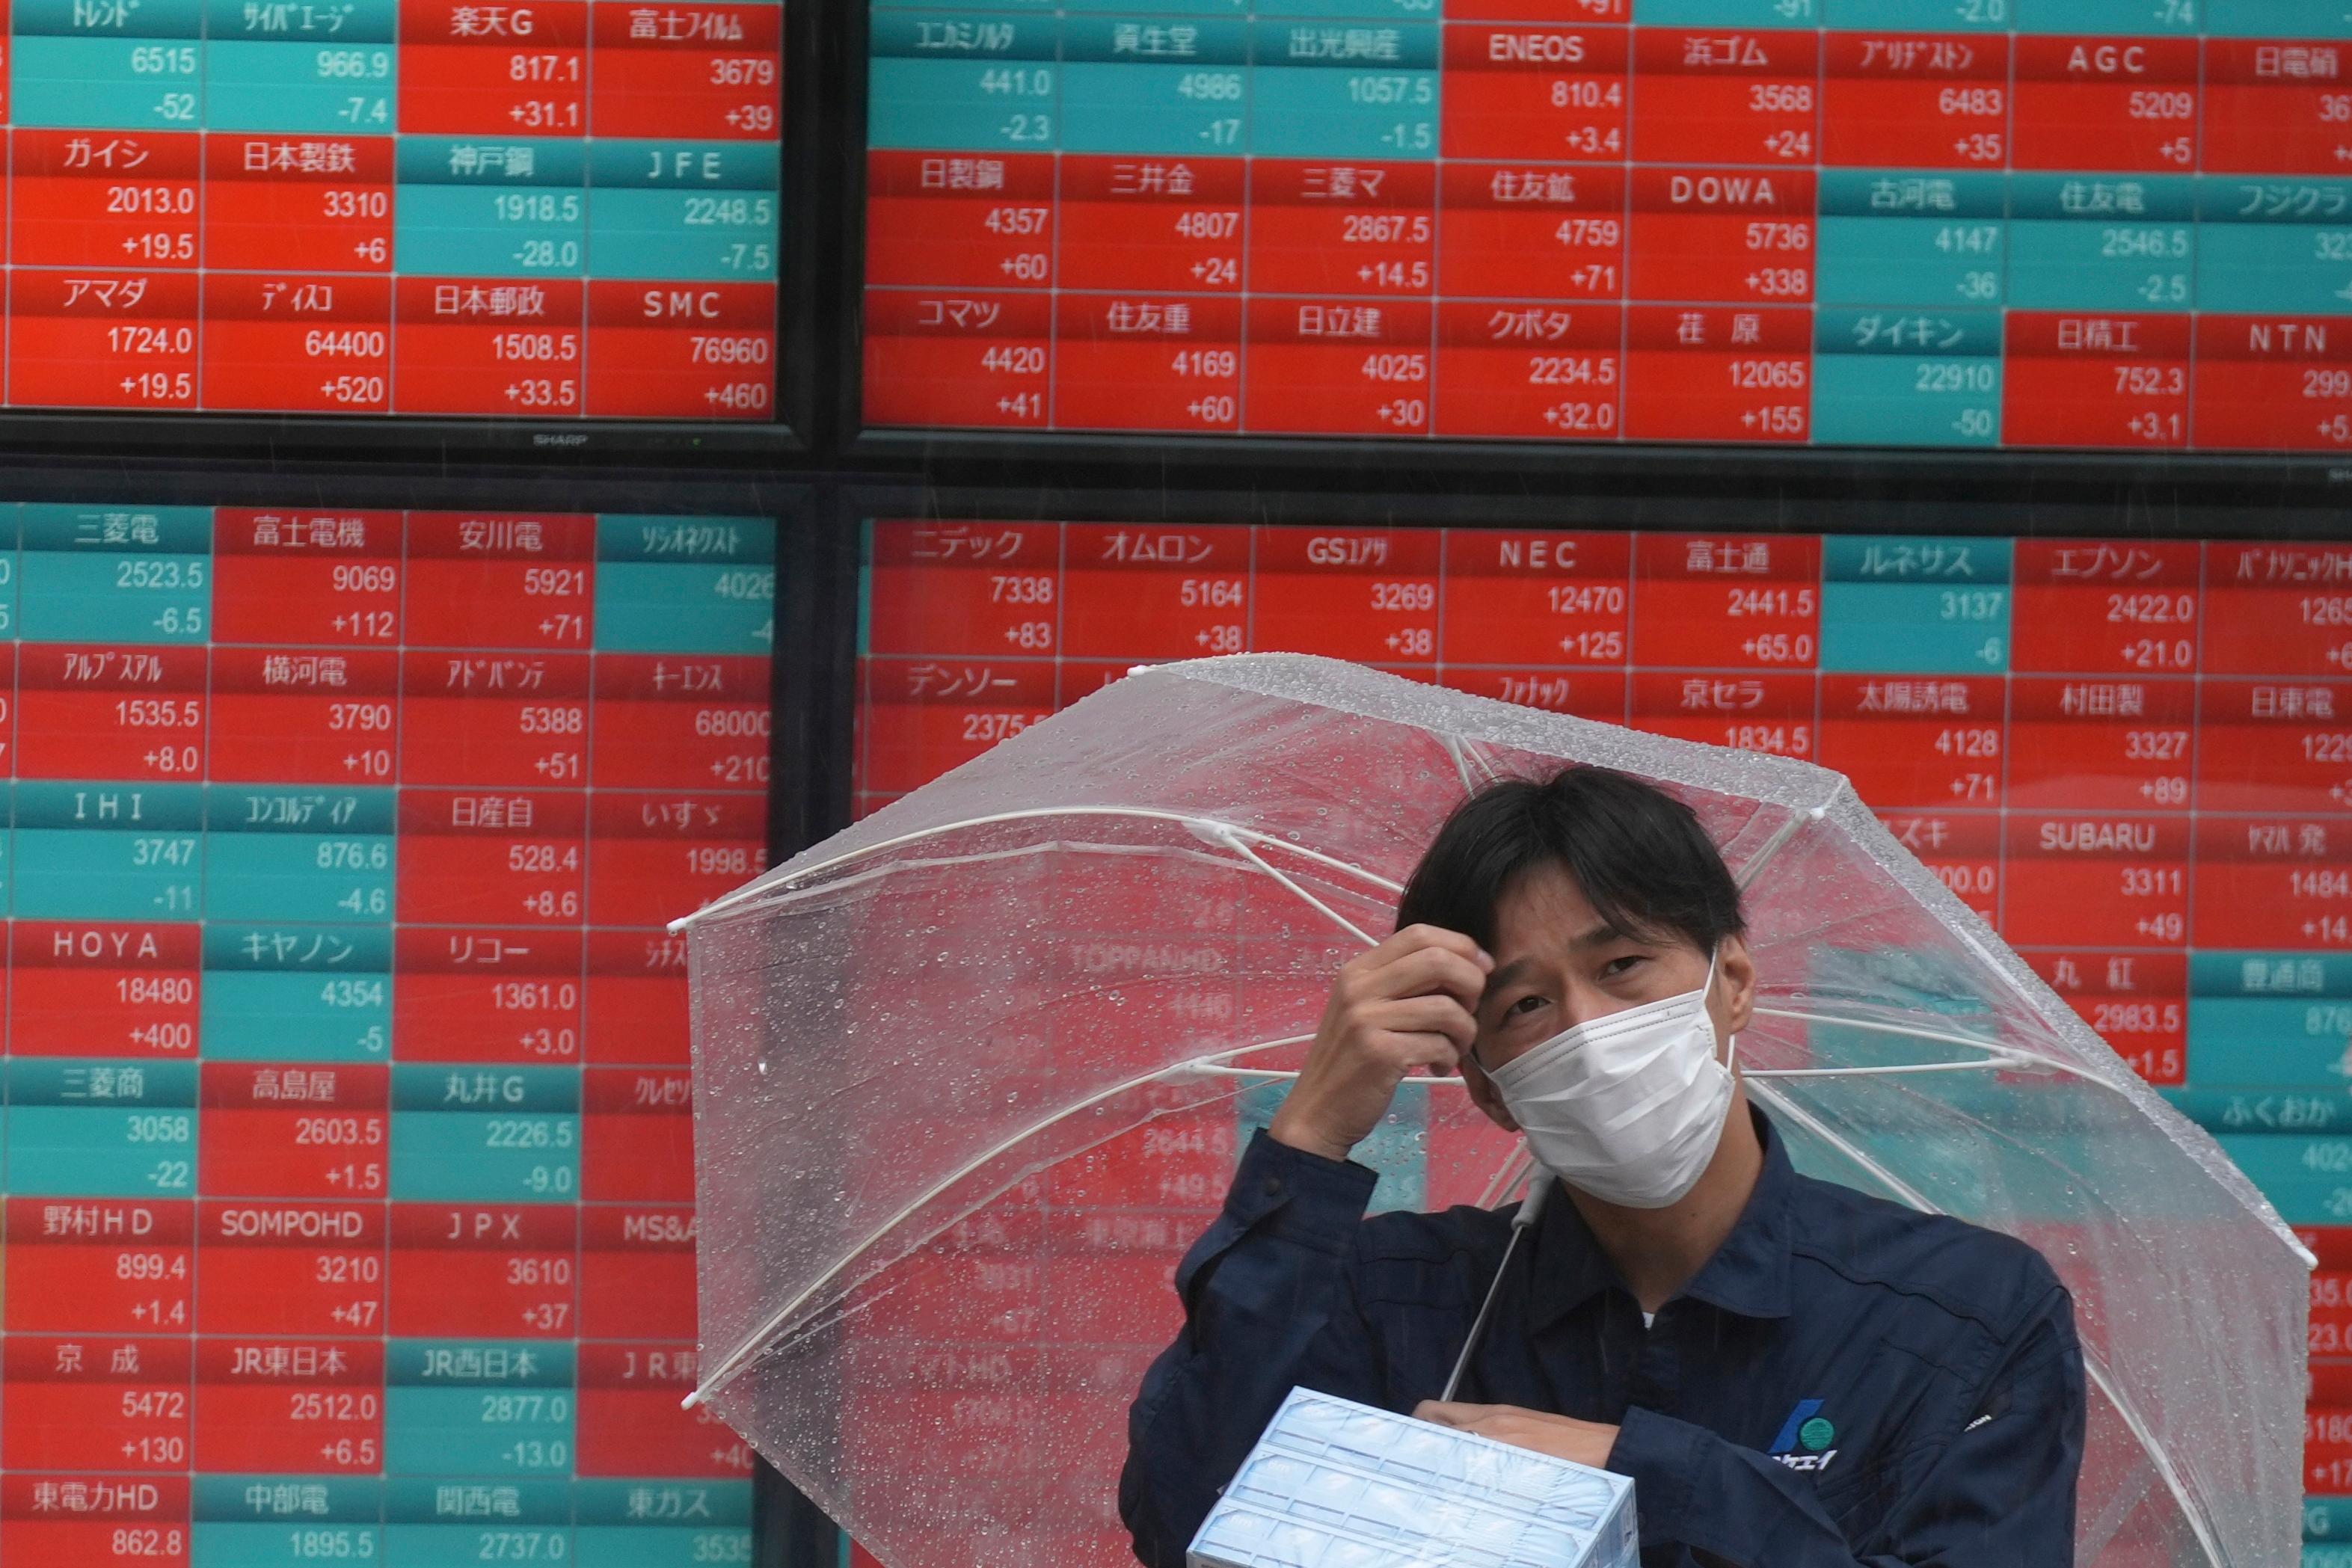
[864,2,2352,452]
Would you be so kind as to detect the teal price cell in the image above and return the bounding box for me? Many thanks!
[574,1481,751,1568]
[2202,0,2352,37]
[390,1066,580,1202]
[1811,309,2001,447]
[384,1477,571,1566]
[10,0,206,130]
[1239,1080,1425,1213]
[1247,24,1436,159]
[1820,535,2010,674]
[13,781,202,920]
[2312,1546,2352,1568]
[4,1059,195,1199]
[394,138,588,279]
[13,0,203,35]
[1815,170,2006,310]
[192,1476,384,1568]
[1820,0,2009,27]
[1060,18,1250,157]
[595,516,775,655]
[2186,951,2352,1093]
[2161,1089,2352,1137]
[2196,178,2352,319]
[588,142,779,283]
[868,13,1060,153]
[385,1341,576,1478]
[2211,1133,2352,1226]
[2311,1497,2352,1545]
[19,505,211,645]
[2010,0,2199,32]
[202,786,395,925]
[202,924,392,1063]
[202,40,394,132]
[2006,174,2196,314]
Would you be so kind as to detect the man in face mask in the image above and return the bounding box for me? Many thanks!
[1121,766,2085,1568]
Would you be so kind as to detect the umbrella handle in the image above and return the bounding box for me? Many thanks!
[1437,1174,1553,1405]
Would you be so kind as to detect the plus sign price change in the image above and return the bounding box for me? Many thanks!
[863,3,2352,450]
[0,0,782,420]
[0,502,776,1567]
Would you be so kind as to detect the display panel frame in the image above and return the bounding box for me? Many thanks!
[835,0,2352,485]
[0,0,829,463]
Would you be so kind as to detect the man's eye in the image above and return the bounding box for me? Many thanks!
[1600,956,1645,980]
[1505,995,1544,1018]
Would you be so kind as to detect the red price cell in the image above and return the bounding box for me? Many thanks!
[1059,523,1250,661]
[202,135,395,273]
[1438,529,1629,665]
[16,645,204,781]
[9,268,198,410]
[1250,527,1441,664]
[1630,28,1819,165]
[196,1201,385,1337]
[1,1335,191,1472]
[589,652,772,790]
[863,520,1059,658]
[1822,32,2009,169]
[2010,539,2200,675]
[2193,817,2352,951]
[1434,300,1621,439]
[393,925,585,1062]
[395,791,586,928]
[1437,162,1625,301]
[13,131,198,270]
[387,1204,578,1338]
[398,651,591,787]
[10,922,199,1060]
[588,0,781,139]
[867,151,1055,290]
[200,273,393,415]
[1052,294,1243,434]
[1878,811,2001,926]
[2,1199,192,1335]
[1630,668,1814,760]
[1246,160,1435,295]
[1241,298,1434,437]
[0,1475,189,1568]
[2318,1270,2352,1357]
[2197,679,2352,815]
[405,511,597,649]
[1623,304,1811,441]
[199,1063,389,1201]
[864,288,1050,428]
[1441,24,1628,161]
[2004,312,2190,449]
[1059,154,1245,293]
[207,648,401,785]
[2203,41,2352,175]
[577,1344,748,1476]
[857,657,1056,796]
[1817,674,2006,810]
[193,1338,384,1474]
[1631,532,1820,668]
[2007,676,2196,812]
[2194,314,2352,452]
[2002,814,2189,949]
[579,1203,697,1338]
[390,276,586,418]
[2021,950,2186,1086]
[212,510,402,646]
[1629,167,1814,305]
[583,1067,693,1202]
[2012,36,2199,172]
[587,790,767,926]
[583,929,691,1066]
[2204,544,2352,676]
[583,280,776,419]
[397,0,588,135]
[1439,666,1629,718]
[2312,1406,2352,1495]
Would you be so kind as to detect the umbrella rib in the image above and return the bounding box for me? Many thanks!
[676,806,1404,929]
[684,1031,1321,1411]
[1745,1077,2232,1568]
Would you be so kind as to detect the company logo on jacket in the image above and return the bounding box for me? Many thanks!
[1768,1399,1838,1473]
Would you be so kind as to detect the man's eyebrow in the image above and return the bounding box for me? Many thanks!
[1479,923,1634,999]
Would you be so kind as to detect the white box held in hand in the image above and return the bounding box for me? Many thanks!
[1188,1389,1639,1568]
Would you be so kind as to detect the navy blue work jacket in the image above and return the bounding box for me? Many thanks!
[1120,1109,2084,1567]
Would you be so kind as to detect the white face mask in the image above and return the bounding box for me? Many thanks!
[1484,947,1736,1210]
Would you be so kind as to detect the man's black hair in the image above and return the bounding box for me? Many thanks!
[1394,766,1746,954]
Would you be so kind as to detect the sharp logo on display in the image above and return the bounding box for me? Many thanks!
[1769,1400,1839,1474]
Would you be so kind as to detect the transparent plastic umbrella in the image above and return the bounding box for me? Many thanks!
[678,654,2308,1568]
